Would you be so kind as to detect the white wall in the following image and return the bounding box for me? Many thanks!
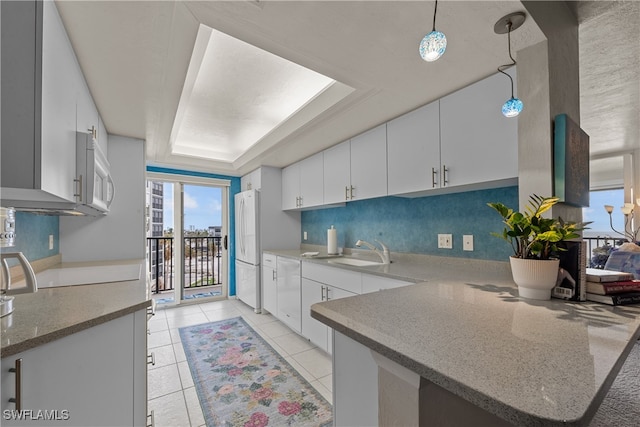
[60,135,146,262]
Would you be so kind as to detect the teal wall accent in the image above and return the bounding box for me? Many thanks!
[301,186,518,261]
[0,212,59,262]
[146,166,241,296]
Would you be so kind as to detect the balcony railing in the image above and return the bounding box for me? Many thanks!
[584,236,625,269]
[147,236,222,294]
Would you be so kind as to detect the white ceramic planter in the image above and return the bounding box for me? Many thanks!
[509,257,560,300]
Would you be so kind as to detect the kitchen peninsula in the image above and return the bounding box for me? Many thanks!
[311,259,640,426]
[1,259,150,426]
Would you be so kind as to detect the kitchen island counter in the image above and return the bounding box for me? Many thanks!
[1,259,150,357]
[312,274,640,426]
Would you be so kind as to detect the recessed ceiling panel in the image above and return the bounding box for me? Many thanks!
[171,25,338,163]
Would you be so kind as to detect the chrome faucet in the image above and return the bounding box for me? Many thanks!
[355,239,391,264]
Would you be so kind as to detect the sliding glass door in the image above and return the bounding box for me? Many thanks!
[146,174,229,305]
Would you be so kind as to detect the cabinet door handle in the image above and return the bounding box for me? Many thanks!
[326,287,331,301]
[272,270,276,281]
[320,285,325,300]
[8,358,22,411]
[299,196,303,207]
[345,186,349,200]
[431,167,438,188]
[350,186,355,199]
[442,165,449,187]
[147,352,155,366]
[74,175,83,202]
[147,410,155,427]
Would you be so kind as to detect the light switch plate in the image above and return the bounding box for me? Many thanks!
[438,234,453,249]
[49,234,54,250]
[303,231,308,240]
[463,235,474,251]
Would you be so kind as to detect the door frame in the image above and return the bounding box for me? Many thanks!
[146,172,230,305]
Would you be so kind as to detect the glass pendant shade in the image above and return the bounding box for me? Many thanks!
[502,97,523,117]
[419,31,447,62]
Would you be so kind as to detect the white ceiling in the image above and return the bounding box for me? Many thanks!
[170,24,342,162]
[55,1,638,178]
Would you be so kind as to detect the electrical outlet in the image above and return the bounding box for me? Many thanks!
[438,234,453,249]
[463,235,474,251]
[303,231,308,240]
[49,234,54,250]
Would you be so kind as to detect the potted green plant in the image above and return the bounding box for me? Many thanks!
[488,194,589,300]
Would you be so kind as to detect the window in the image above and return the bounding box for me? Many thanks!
[583,188,625,237]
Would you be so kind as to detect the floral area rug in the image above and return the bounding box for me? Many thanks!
[179,317,332,427]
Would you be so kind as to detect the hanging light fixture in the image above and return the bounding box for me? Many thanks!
[419,0,447,62]
[494,12,526,117]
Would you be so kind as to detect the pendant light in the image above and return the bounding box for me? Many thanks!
[494,12,526,117]
[419,0,447,62]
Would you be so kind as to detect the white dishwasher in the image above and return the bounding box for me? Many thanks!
[276,257,301,333]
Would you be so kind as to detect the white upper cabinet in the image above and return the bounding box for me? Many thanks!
[241,168,262,191]
[1,1,110,209]
[387,101,440,195]
[440,68,518,188]
[350,124,388,201]
[299,152,324,208]
[281,163,300,210]
[323,140,351,204]
[1,1,77,205]
[281,152,324,210]
[76,75,99,135]
[98,115,109,156]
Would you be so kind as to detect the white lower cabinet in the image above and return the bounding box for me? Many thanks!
[276,257,302,333]
[0,310,148,426]
[301,278,356,354]
[301,262,361,354]
[262,254,278,315]
[333,330,379,427]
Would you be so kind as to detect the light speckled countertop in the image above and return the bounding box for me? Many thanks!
[1,259,150,357]
[299,253,640,426]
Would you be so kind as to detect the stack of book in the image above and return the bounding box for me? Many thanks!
[585,268,640,306]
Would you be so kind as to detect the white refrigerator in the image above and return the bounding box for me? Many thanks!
[234,167,301,314]
[235,190,261,312]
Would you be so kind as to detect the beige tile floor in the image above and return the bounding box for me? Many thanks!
[147,298,333,427]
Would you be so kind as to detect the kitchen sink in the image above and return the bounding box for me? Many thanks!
[328,258,383,267]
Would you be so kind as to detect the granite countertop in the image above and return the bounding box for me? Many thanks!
[1,259,150,358]
[263,247,514,284]
[311,273,640,426]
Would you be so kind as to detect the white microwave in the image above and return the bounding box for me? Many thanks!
[75,131,114,215]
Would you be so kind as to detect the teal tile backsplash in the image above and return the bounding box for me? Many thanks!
[301,186,518,261]
[0,212,59,261]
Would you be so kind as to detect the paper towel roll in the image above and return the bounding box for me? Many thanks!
[327,225,338,255]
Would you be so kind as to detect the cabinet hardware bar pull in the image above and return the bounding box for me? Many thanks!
[345,186,349,200]
[350,186,354,199]
[8,358,22,411]
[272,270,276,281]
[147,352,155,366]
[299,196,303,207]
[431,167,438,188]
[442,165,449,187]
[147,300,156,319]
[147,410,155,427]
[320,285,325,300]
[74,175,83,202]
[326,287,331,301]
